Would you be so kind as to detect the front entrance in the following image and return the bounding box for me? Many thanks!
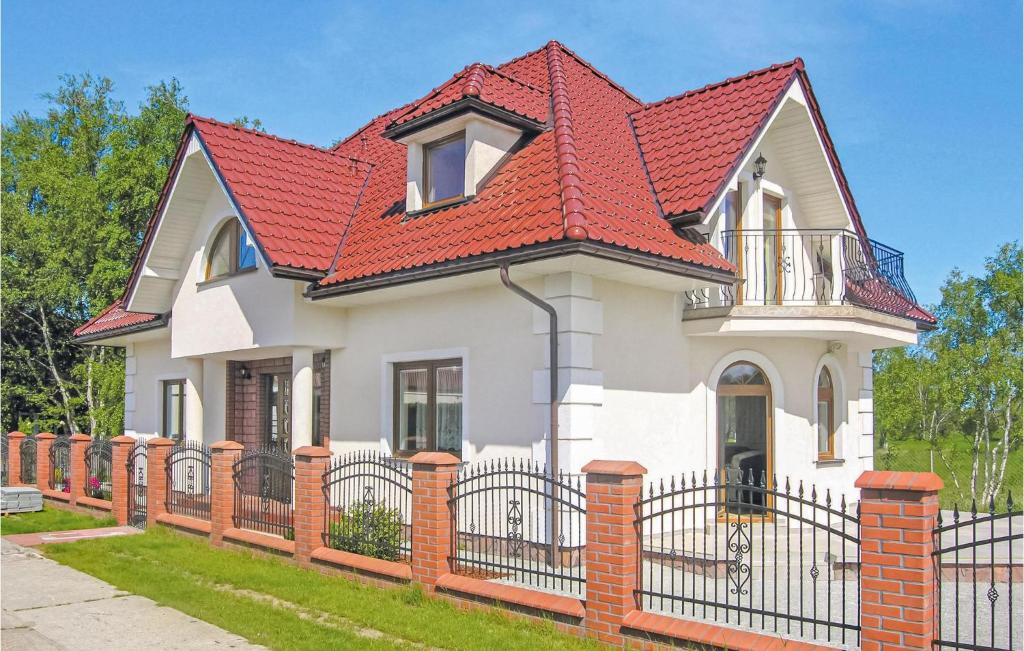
[716,362,772,511]
[262,372,291,452]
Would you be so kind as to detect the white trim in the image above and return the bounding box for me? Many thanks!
[705,349,785,472]
[379,347,470,457]
[811,353,847,464]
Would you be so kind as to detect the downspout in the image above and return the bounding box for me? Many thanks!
[499,264,561,566]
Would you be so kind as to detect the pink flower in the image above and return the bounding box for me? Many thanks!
[89,476,101,490]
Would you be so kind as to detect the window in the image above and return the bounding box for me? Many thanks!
[816,367,835,460]
[162,379,185,441]
[717,362,771,511]
[393,358,463,455]
[205,219,257,280]
[423,133,465,207]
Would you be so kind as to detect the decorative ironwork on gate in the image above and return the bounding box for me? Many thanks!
[322,451,412,561]
[232,446,294,538]
[126,440,147,528]
[20,437,37,485]
[84,439,113,500]
[49,435,71,492]
[635,470,861,647]
[166,441,212,521]
[933,495,1023,651]
[448,459,586,598]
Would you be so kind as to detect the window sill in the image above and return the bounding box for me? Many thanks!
[407,196,471,218]
[815,458,845,467]
[197,265,258,288]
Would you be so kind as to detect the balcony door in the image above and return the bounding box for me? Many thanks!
[763,194,783,304]
[717,362,772,512]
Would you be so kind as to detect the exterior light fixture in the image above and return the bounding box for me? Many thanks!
[752,153,767,180]
[237,364,251,380]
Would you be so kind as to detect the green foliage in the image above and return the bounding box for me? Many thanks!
[327,501,404,562]
[875,242,1023,504]
[1,506,116,535]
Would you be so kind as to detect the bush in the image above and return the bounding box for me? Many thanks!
[327,501,404,562]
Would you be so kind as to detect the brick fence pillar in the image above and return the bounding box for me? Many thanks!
[582,460,647,645]
[409,451,461,589]
[7,432,25,486]
[110,435,136,526]
[210,441,243,546]
[35,432,55,493]
[293,446,331,565]
[146,437,175,527]
[856,470,943,651]
[69,433,91,504]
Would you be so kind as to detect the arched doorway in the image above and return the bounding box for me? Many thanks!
[717,362,772,509]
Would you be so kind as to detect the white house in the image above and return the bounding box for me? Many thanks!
[75,41,933,500]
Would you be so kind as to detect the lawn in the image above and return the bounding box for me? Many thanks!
[43,526,606,650]
[1,506,117,535]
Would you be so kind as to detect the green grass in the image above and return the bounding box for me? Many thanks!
[1,506,117,535]
[876,438,1023,510]
[43,526,606,650]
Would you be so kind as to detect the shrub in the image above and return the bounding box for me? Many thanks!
[327,501,404,562]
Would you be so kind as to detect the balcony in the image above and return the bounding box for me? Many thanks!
[683,229,923,323]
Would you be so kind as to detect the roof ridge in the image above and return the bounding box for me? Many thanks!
[331,103,414,152]
[633,58,804,114]
[552,41,643,105]
[188,114,371,166]
[462,63,487,96]
[545,41,588,241]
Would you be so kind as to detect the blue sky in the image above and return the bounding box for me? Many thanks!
[3,1,1020,306]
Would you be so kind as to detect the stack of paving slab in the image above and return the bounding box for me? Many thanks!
[1,486,43,513]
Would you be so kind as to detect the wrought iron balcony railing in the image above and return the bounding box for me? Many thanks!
[685,229,920,319]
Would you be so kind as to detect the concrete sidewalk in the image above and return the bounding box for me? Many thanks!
[1,538,262,650]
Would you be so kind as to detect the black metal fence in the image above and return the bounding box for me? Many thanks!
[126,440,147,528]
[20,437,37,485]
[322,451,412,561]
[1,434,8,486]
[232,447,294,539]
[49,435,71,492]
[85,439,113,500]
[448,459,587,598]
[166,441,212,521]
[934,495,1023,651]
[635,470,861,648]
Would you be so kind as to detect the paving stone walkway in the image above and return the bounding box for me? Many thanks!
[0,538,261,650]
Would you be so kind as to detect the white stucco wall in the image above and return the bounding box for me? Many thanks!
[125,337,189,438]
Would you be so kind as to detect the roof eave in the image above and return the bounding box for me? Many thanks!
[382,97,546,141]
[74,313,170,345]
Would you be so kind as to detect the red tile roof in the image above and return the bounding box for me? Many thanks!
[390,63,548,127]
[73,300,162,339]
[630,59,801,219]
[78,41,932,340]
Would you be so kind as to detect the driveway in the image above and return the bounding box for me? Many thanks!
[0,538,262,650]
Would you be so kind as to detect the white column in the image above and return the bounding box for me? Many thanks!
[291,347,314,450]
[857,350,875,464]
[184,358,204,443]
[202,358,227,445]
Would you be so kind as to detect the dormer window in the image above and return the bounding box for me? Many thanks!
[206,219,257,280]
[423,132,466,207]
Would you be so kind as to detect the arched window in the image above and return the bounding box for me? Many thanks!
[816,367,835,460]
[205,219,256,280]
[717,362,771,509]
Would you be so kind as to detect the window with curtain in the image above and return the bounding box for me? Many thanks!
[162,379,185,441]
[394,359,463,455]
[205,219,257,280]
[816,367,835,459]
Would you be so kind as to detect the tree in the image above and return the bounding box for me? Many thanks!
[875,242,1023,504]
[1,75,188,436]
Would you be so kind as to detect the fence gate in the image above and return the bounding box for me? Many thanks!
[49,435,71,492]
[635,470,861,648]
[19,437,36,485]
[126,440,147,528]
[933,496,1023,651]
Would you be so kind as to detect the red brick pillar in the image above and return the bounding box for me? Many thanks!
[210,441,243,546]
[409,451,461,589]
[146,437,175,527]
[110,436,136,526]
[69,433,91,504]
[856,471,943,651]
[293,446,331,565]
[7,432,25,486]
[35,432,55,493]
[582,460,647,645]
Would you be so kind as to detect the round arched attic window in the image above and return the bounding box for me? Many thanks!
[206,219,257,280]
